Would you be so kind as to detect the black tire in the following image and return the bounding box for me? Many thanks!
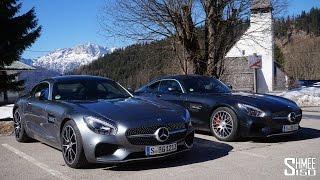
[209,107,239,142]
[13,109,31,142]
[60,120,88,168]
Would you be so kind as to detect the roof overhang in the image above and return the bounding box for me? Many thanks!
[0,61,36,71]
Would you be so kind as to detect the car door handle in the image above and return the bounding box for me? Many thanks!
[156,94,162,98]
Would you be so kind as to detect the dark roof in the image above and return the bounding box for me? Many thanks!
[154,74,214,81]
[43,75,112,83]
[251,0,271,10]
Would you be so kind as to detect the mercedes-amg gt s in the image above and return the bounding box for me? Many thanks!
[135,75,302,141]
[13,75,194,168]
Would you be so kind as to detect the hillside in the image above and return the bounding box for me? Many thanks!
[19,68,60,94]
[73,7,320,89]
[73,40,183,89]
[274,7,320,40]
[274,7,320,82]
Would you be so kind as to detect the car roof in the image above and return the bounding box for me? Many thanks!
[41,75,112,83]
[153,74,213,82]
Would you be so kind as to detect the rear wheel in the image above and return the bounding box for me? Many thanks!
[13,109,31,142]
[210,107,239,141]
[61,120,88,168]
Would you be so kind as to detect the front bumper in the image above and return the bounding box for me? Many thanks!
[76,119,194,164]
[237,110,302,138]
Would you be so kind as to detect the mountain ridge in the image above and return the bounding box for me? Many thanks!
[22,43,112,74]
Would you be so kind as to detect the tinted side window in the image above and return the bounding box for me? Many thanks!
[34,83,50,100]
[30,85,39,96]
[144,81,160,93]
[159,80,182,94]
[53,82,85,100]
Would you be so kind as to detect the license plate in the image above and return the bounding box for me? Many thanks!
[282,124,299,132]
[145,143,177,156]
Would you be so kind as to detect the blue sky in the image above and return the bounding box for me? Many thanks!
[21,0,320,59]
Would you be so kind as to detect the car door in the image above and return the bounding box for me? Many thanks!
[157,80,206,128]
[182,79,218,130]
[24,82,51,140]
[44,101,65,147]
[157,80,187,107]
[184,94,213,130]
[45,81,87,148]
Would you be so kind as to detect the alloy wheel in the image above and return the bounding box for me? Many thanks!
[62,125,77,164]
[212,110,233,138]
[13,111,21,138]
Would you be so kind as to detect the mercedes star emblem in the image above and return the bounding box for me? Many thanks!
[154,127,169,142]
[288,112,296,122]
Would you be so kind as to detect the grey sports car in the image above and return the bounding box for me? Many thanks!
[13,75,194,168]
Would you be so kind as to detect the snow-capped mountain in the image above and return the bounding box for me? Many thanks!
[29,43,112,74]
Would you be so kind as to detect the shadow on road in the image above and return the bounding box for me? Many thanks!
[98,137,232,171]
[250,127,320,143]
[0,118,13,121]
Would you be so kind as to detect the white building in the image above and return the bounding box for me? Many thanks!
[226,0,286,93]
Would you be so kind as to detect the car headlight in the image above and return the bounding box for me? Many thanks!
[83,116,117,135]
[237,103,266,117]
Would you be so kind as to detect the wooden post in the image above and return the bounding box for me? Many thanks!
[248,54,261,93]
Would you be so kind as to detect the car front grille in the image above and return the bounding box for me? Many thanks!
[125,123,187,145]
[272,109,302,122]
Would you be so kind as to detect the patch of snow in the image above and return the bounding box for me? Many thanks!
[0,104,14,120]
[277,87,320,107]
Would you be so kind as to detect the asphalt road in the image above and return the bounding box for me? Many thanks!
[0,109,319,180]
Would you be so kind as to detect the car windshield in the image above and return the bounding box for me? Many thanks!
[52,79,131,101]
[182,76,231,93]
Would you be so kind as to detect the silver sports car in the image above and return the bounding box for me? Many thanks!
[13,75,194,168]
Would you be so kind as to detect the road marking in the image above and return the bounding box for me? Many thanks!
[2,143,70,180]
[237,151,267,158]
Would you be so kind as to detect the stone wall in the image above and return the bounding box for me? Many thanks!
[274,65,288,91]
[221,57,255,92]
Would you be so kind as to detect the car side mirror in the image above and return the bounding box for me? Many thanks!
[34,91,42,99]
[127,87,134,94]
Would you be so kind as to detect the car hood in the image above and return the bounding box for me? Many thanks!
[70,97,185,127]
[224,92,299,112]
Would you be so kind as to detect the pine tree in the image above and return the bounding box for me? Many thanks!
[274,44,285,69]
[0,0,41,102]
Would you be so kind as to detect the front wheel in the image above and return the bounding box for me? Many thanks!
[13,109,31,142]
[210,107,239,141]
[61,120,88,168]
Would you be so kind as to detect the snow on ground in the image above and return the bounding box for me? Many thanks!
[277,87,320,107]
[0,104,13,120]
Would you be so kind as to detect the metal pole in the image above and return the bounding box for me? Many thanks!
[254,69,257,93]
